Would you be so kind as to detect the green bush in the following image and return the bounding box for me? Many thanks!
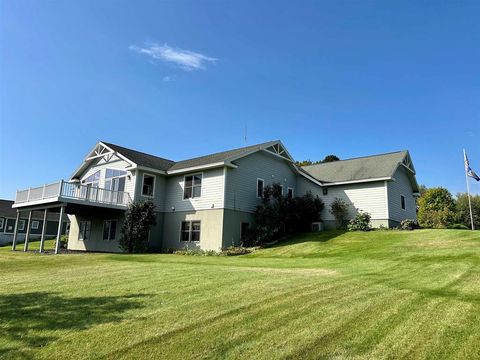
[347,212,371,231]
[448,223,470,230]
[54,234,69,250]
[417,188,456,228]
[329,198,349,229]
[455,193,480,229]
[119,200,157,253]
[400,219,418,230]
[220,246,251,256]
[173,248,218,256]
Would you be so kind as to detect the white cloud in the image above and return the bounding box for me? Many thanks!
[130,43,217,71]
[163,75,176,82]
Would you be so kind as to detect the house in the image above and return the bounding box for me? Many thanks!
[11,140,419,253]
[0,199,69,246]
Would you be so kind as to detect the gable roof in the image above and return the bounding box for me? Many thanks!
[302,151,412,184]
[101,142,175,171]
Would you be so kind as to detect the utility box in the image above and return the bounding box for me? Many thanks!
[311,222,324,232]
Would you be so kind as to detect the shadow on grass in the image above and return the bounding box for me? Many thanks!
[264,230,347,249]
[0,291,150,358]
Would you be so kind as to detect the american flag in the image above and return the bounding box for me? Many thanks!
[464,151,480,181]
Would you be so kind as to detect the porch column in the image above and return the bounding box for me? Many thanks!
[39,209,48,253]
[23,210,33,252]
[11,210,20,251]
[55,206,65,254]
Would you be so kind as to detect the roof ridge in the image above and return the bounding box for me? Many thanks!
[302,150,407,167]
[101,141,175,164]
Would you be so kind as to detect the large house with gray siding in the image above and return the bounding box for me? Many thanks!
[12,140,419,252]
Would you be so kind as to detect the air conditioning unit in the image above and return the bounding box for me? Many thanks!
[311,222,324,232]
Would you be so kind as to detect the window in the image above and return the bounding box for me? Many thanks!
[0,218,4,230]
[323,188,328,195]
[106,169,127,178]
[31,221,39,230]
[401,195,406,210]
[180,221,201,242]
[79,221,91,241]
[142,174,155,197]
[18,220,25,231]
[103,220,117,240]
[183,174,202,199]
[82,170,101,186]
[257,178,264,198]
[287,187,294,199]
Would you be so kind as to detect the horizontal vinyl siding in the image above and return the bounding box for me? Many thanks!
[297,178,387,220]
[78,155,135,198]
[163,167,225,212]
[388,167,417,222]
[225,151,298,213]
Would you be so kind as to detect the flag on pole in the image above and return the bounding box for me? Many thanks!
[464,151,480,181]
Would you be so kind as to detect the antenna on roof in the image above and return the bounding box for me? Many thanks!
[244,125,248,145]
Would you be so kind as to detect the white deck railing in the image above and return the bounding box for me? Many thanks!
[15,180,132,207]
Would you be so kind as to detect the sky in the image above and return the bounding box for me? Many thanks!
[1,0,479,199]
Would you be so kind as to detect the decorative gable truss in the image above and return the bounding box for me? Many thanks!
[263,143,293,162]
[401,152,416,174]
[86,143,116,163]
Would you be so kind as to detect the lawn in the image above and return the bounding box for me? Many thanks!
[1,230,480,359]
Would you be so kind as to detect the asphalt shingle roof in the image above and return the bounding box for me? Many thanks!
[302,151,408,183]
[103,140,279,172]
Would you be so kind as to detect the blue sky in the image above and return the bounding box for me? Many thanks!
[1,0,479,199]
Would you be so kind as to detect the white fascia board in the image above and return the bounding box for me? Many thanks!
[131,166,166,175]
[324,177,392,187]
[166,162,237,175]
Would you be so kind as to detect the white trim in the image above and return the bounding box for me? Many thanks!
[141,173,156,198]
[325,177,392,186]
[134,166,166,175]
[256,178,265,198]
[167,162,235,175]
[31,220,40,230]
[384,180,390,219]
[182,173,203,200]
[222,166,228,209]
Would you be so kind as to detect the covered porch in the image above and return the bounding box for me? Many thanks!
[12,180,131,254]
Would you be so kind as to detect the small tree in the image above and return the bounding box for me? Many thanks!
[119,200,157,253]
[329,198,349,229]
[455,193,480,229]
[322,155,340,163]
[417,187,456,228]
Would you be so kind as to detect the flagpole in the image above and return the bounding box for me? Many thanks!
[464,149,475,230]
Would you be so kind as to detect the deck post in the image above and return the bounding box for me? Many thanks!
[12,210,21,251]
[39,208,48,253]
[23,210,33,252]
[55,205,65,254]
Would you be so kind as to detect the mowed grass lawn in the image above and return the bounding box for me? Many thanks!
[1,230,480,359]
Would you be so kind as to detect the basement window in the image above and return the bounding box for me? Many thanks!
[31,221,39,230]
[18,220,25,231]
[181,221,201,242]
[103,220,117,241]
[79,221,91,241]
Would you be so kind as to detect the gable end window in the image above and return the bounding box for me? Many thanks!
[401,195,406,210]
[79,221,91,241]
[180,221,201,242]
[103,220,117,241]
[142,174,155,197]
[287,187,294,199]
[257,179,265,198]
[184,174,202,199]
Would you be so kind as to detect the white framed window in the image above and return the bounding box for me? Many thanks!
[257,178,265,198]
[142,174,156,197]
[31,220,39,230]
[287,187,294,199]
[183,174,202,199]
[0,218,4,230]
[180,220,201,242]
[79,221,91,241]
[103,220,117,241]
[18,220,25,231]
[401,195,406,210]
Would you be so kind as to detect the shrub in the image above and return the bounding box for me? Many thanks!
[119,200,157,253]
[253,185,324,245]
[400,219,418,230]
[417,188,456,228]
[173,248,218,256]
[329,198,349,229]
[220,246,251,256]
[448,223,470,230]
[54,235,69,250]
[455,193,480,229]
[347,212,371,231]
